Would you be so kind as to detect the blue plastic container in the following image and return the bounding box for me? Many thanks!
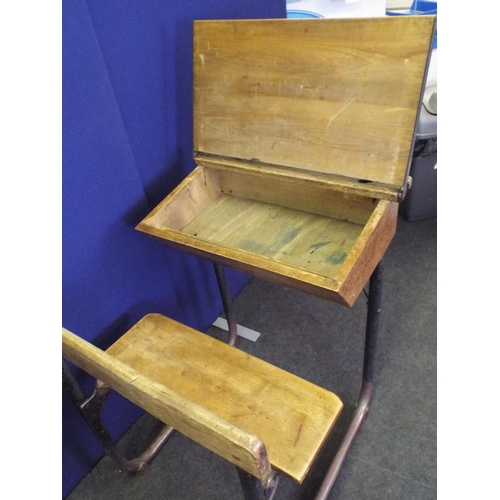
[286,10,324,19]
[387,1,437,49]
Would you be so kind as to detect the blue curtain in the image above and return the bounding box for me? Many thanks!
[62,1,286,496]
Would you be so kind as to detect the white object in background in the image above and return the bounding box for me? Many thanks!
[286,0,386,18]
[212,317,261,342]
[423,85,437,115]
[426,49,437,87]
[386,1,414,8]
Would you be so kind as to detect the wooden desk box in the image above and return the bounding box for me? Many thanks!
[137,17,436,306]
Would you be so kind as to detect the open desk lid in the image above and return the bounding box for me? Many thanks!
[193,16,436,199]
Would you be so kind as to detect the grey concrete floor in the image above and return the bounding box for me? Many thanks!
[66,215,436,500]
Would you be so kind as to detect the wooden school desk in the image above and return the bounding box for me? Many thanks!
[64,16,435,500]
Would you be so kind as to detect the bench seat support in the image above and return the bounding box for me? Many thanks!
[62,361,174,474]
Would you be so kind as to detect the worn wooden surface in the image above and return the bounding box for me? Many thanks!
[136,164,398,305]
[142,167,222,231]
[105,314,343,482]
[182,194,364,278]
[62,327,272,481]
[216,166,377,224]
[193,17,435,189]
[140,164,378,230]
[136,222,349,303]
[336,200,399,305]
[63,316,344,482]
[195,153,403,202]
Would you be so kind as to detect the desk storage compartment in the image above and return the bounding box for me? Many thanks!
[136,16,434,307]
[137,164,398,306]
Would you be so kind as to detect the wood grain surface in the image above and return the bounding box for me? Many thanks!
[62,327,273,481]
[106,314,343,482]
[181,194,365,278]
[193,17,435,188]
[63,315,343,482]
[136,164,398,305]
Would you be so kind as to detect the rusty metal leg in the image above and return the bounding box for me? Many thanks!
[63,360,174,473]
[314,260,384,500]
[214,262,238,346]
[236,468,280,500]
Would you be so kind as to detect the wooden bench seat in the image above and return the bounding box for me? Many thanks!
[62,313,343,485]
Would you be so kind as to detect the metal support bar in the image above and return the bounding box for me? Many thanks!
[236,468,280,500]
[62,360,174,473]
[214,262,238,346]
[314,261,384,500]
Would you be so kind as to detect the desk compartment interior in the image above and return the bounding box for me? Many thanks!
[141,165,396,304]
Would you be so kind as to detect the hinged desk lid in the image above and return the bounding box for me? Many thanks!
[193,16,435,193]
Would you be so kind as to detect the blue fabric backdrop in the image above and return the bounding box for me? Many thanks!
[62,1,286,497]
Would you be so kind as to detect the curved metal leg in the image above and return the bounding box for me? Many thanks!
[237,468,280,500]
[63,361,174,473]
[314,261,384,500]
[214,263,238,346]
